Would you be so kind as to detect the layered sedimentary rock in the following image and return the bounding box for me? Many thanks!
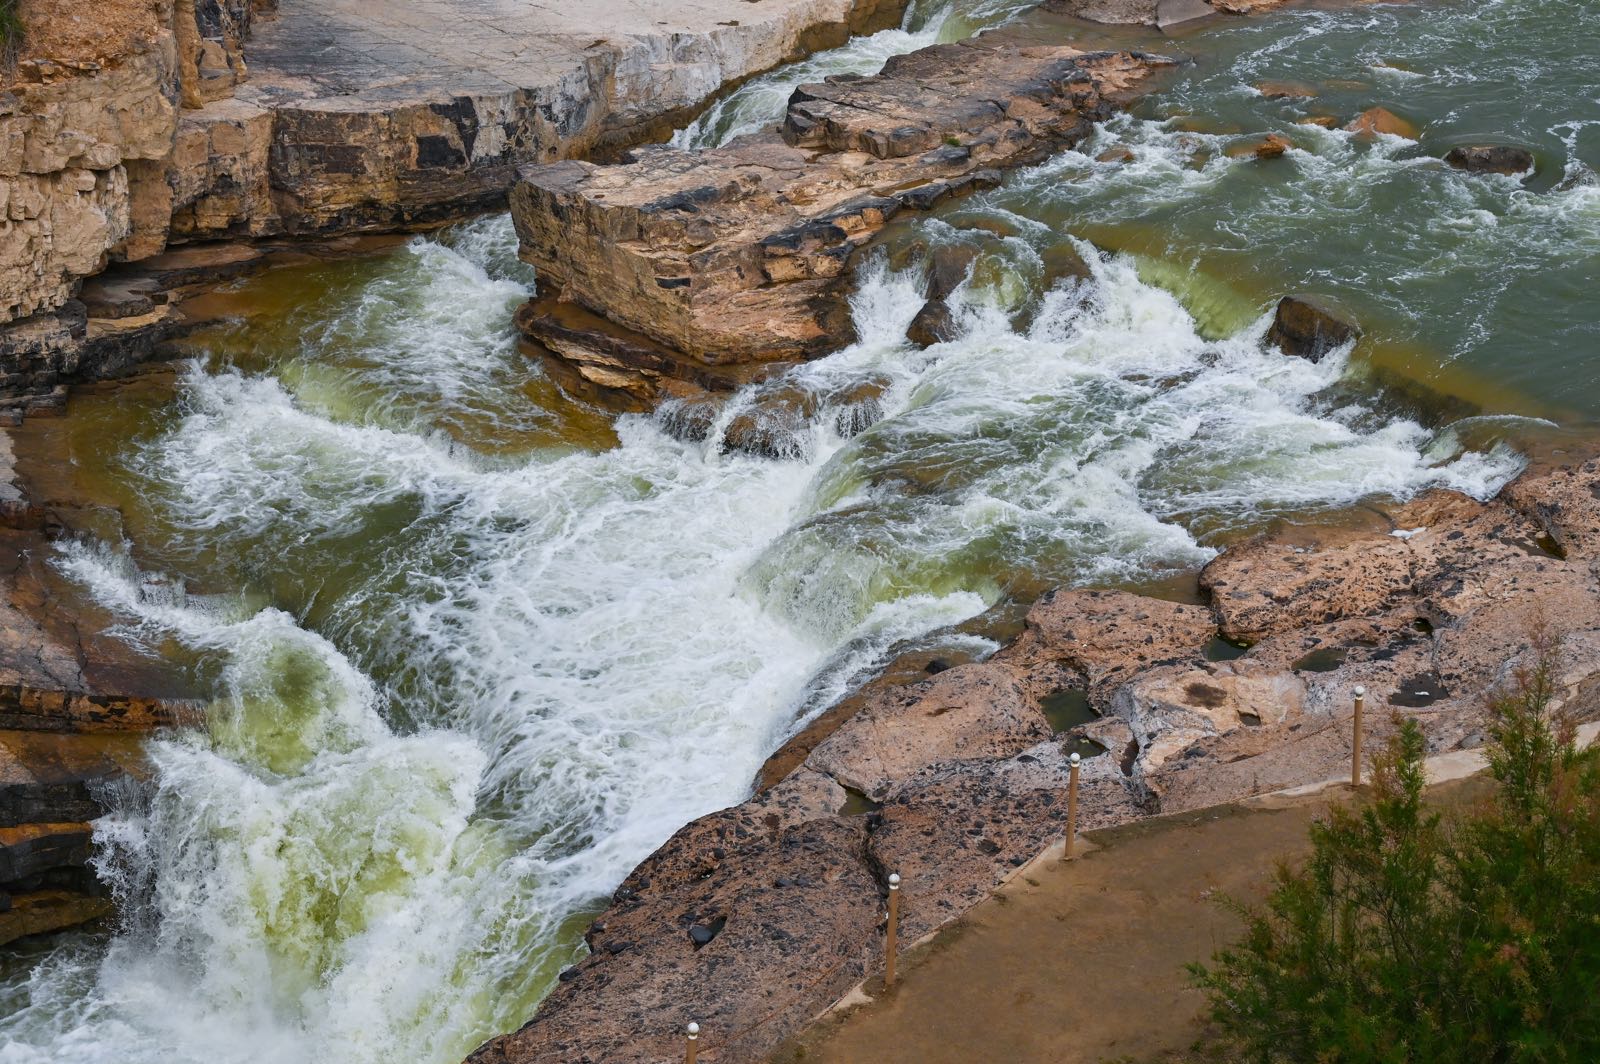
[0,432,203,943]
[472,450,1600,1064]
[1,0,914,405]
[508,42,1174,408]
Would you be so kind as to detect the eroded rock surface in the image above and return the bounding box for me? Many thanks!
[0,428,202,943]
[475,452,1600,1064]
[509,42,1174,408]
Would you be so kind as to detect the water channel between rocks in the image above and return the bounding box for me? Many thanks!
[2,0,1596,1061]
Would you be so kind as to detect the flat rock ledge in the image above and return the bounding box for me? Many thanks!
[2,0,912,408]
[469,450,1600,1064]
[509,41,1174,409]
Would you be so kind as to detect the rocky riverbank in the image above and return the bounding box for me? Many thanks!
[0,430,203,944]
[1,0,913,409]
[469,441,1600,1064]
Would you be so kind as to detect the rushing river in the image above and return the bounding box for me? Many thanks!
[2,0,1595,1061]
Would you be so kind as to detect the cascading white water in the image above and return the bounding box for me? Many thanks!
[6,0,1587,1059]
[0,219,1521,1064]
[672,0,1039,150]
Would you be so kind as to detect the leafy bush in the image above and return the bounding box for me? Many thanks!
[1191,644,1600,1062]
[0,0,21,67]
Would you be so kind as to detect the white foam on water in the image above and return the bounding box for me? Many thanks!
[3,0,1573,1057]
[672,0,1036,149]
[0,215,1525,1064]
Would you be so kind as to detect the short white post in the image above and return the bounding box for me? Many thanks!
[885,873,901,987]
[684,1022,699,1064]
[1351,685,1366,788]
[1063,752,1081,860]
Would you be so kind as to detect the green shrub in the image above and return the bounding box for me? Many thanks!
[0,0,21,67]
[1191,642,1600,1062]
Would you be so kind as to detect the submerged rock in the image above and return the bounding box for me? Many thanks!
[1444,144,1536,175]
[1265,293,1361,361]
[1345,106,1420,139]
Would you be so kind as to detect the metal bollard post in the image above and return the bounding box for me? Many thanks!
[1063,751,1081,860]
[885,873,901,988]
[684,1022,699,1064]
[1351,685,1366,788]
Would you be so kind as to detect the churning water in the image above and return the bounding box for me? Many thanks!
[2,1,1593,1061]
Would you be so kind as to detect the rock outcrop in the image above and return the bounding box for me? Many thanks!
[1445,144,1535,176]
[1266,293,1361,362]
[509,41,1175,409]
[471,451,1600,1064]
[2,0,917,407]
[0,430,203,943]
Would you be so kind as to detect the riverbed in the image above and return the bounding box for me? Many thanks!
[1,0,1595,1061]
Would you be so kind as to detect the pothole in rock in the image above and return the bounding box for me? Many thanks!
[1204,635,1251,661]
[687,914,727,950]
[1388,671,1451,707]
[1041,687,1095,734]
[1503,530,1568,559]
[1063,735,1109,761]
[1292,646,1348,673]
[838,785,883,816]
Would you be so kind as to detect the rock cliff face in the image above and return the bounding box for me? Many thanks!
[508,41,1174,409]
[470,450,1600,1064]
[0,0,914,406]
[0,0,268,407]
[0,432,203,944]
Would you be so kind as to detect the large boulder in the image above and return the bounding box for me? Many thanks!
[1265,294,1361,361]
[1444,145,1535,176]
[511,42,1175,406]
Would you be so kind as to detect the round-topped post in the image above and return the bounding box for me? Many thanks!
[684,1022,700,1064]
[1351,685,1366,788]
[885,873,901,988]
[1064,751,1081,860]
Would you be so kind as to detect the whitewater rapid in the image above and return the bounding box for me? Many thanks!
[6,0,1593,1060]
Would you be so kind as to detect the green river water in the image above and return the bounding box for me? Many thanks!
[0,0,1594,1061]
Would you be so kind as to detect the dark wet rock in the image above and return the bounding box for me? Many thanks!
[0,442,204,941]
[1266,293,1361,362]
[1445,145,1535,176]
[905,299,958,347]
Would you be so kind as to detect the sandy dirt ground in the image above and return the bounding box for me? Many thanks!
[773,774,1495,1064]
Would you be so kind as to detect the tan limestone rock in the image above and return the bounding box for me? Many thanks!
[804,663,1050,801]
